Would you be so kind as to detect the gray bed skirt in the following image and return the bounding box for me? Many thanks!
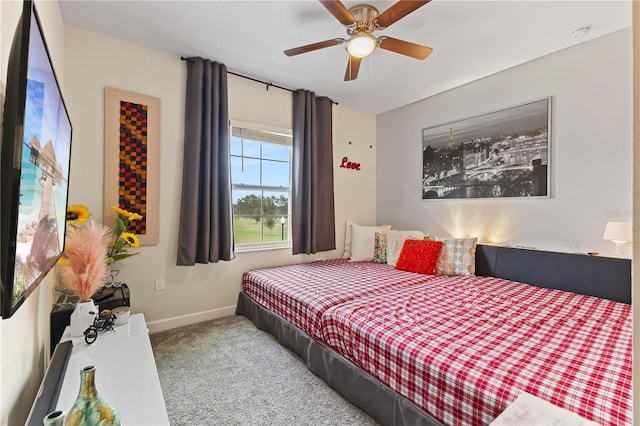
[235,291,443,426]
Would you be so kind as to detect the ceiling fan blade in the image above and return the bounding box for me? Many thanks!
[319,0,356,26]
[374,0,431,29]
[378,36,433,60]
[284,38,344,56]
[344,56,362,81]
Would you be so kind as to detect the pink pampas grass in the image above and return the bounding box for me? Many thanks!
[58,220,112,302]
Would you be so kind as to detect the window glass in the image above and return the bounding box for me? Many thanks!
[230,123,291,248]
[230,135,243,156]
[240,138,261,158]
[262,159,289,188]
[261,190,288,243]
[232,189,262,244]
[262,143,289,161]
[231,157,260,186]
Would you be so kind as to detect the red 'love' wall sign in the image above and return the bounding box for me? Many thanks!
[339,156,361,171]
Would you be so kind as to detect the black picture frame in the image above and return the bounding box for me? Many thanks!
[422,98,551,200]
[1,1,73,318]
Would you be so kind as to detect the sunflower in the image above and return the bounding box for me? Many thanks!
[104,206,143,264]
[120,232,140,248]
[112,206,143,222]
[112,206,130,217]
[66,204,90,225]
[127,212,143,221]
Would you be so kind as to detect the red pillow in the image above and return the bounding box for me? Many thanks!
[394,239,444,275]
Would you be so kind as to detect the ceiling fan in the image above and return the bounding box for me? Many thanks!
[284,0,433,81]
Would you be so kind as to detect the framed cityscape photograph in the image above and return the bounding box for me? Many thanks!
[421,98,551,200]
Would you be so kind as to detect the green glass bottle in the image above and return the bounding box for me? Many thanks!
[64,366,121,426]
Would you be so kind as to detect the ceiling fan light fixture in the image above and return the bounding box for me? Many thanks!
[285,0,432,81]
[346,32,376,58]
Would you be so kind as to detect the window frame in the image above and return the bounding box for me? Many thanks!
[230,120,292,252]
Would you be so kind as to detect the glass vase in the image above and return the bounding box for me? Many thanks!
[103,265,121,288]
[64,366,121,426]
[69,299,97,337]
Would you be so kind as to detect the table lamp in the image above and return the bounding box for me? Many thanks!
[602,221,632,257]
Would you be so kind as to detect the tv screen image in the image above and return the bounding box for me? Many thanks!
[1,1,72,318]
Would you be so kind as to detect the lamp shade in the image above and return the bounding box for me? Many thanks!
[346,32,376,58]
[602,221,632,243]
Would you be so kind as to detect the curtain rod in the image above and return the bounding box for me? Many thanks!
[180,56,338,105]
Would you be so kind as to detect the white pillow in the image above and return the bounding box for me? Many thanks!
[342,220,354,259]
[350,224,392,262]
[386,230,426,266]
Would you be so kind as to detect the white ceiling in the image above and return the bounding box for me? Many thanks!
[58,1,631,114]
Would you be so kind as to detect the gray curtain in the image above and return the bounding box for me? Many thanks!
[177,57,234,265]
[291,90,336,255]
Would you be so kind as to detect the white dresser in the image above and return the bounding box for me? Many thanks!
[54,313,169,425]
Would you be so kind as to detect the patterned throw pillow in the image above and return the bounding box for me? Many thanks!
[374,232,387,263]
[394,240,444,275]
[436,238,478,276]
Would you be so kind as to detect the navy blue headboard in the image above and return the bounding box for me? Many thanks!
[475,244,631,304]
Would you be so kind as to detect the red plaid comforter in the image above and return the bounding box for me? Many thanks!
[320,275,632,425]
[242,259,445,338]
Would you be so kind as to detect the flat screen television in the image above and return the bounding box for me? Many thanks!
[1,0,72,318]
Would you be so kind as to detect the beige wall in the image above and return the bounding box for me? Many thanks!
[63,26,377,331]
[0,1,66,424]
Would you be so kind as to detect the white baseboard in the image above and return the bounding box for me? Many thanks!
[146,305,237,334]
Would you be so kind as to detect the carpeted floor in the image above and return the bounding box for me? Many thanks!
[150,315,379,425]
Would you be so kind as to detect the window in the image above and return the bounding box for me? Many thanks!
[230,121,291,250]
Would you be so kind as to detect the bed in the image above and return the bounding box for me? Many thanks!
[242,258,447,339]
[236,245,632,425]
[320,275,631,425]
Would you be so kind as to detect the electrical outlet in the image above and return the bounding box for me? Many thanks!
[155,278,165,291]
